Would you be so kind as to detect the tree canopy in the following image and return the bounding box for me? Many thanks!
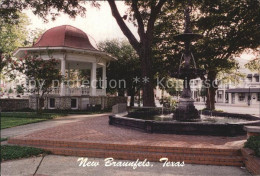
[245,51,260,72]
[98,40,141,106]
[0,12,29,74]
[153,0,260,109]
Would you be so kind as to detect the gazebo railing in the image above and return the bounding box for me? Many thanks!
[49,87,60,95]
[68,87,90,96]
[48,87,105,96]
[96,89,106,96]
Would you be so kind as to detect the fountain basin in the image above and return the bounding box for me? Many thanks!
[109,109,260,136]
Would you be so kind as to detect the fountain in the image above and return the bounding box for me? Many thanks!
[108,1,260,136]
[171,3,204,121]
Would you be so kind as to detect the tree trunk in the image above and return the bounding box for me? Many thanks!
[139,44,155,107]
[37,97,44,114]
[206,72,217,110]
[118,89,124,97]
[129,88,135,107]
[206,87,216,110]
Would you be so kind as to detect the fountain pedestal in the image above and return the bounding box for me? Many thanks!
[171,3,204,122]
[174,98,200,121]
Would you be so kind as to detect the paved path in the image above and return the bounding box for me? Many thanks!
[1,113,111,139]
[195,103,260,116]
[1,155,250,176]
[10,115,246,149]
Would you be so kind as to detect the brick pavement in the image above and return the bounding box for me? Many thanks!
[9,115,246,149]
[8,115,248,166]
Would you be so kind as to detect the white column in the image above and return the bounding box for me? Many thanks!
[91,62,97,96]
[102,65,106,95]
[60,58,66,96]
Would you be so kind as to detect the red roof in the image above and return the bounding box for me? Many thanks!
[33,25,96,50]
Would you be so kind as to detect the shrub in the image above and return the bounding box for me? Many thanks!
[8,88,13,94]
[244,136,260,157]
[16,85,24,94]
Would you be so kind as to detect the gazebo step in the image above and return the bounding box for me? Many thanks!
[8,138,243,166]
[8,138,241,156]
[40,146,243,166]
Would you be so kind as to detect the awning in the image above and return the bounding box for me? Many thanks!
[226,88,260,93]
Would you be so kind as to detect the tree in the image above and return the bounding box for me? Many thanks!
[8,87,13,94]
[195,0,260,110]
[107,0,173,107]
[0,0,88,23]
[98,40,141,107]
[16,85,24,94]
[15,54,61,113]
[153,0,260,110]
[245,52,260,72]
[164,78,183,96]
[0,12,29,73]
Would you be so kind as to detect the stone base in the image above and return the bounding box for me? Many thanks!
[173,98,200,121]
[112,103,127,114]
[29,95,127,110]
[0,98,29,111]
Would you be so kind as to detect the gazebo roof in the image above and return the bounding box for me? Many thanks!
[14,25,116,61]
[33,25,97,50]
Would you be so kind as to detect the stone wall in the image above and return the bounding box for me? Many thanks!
[29,96,37,110]
[29,95,127,110]
[101,96,127,110]
[0,99,29,111]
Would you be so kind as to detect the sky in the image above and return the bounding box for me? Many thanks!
[24,1,255,61]
[24,1,138,48]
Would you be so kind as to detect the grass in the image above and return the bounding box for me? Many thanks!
[1,145,50,161]
[0,112,66,129]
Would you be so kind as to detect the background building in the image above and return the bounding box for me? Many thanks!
[191,58,260,107]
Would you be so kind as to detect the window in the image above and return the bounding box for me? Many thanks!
[258,93,260,101]
[248,77,252,82]
[238,93,245,101]
[232,93,235,104]
[255,76,259,82]
[218,91,223,99]
[49,98,55,108]
[71,98,78,109]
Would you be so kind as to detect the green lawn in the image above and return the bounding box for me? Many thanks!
[0,112,66,129]
[1,145,50,161]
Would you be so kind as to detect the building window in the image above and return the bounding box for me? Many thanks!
[258,93,260,101]
[255,76,259,82]
[238,93,245,101]
[49,98,55,108]
[217,91,223,99]
[71,98,78,109]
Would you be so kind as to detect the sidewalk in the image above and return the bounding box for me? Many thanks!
[1,113,111,139]
[195,103,260,116]
[1,155,250,176]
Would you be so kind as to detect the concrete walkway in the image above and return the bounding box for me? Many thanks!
[195,103,260,116]
[1,155,250,176]
[1,113,111,139]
